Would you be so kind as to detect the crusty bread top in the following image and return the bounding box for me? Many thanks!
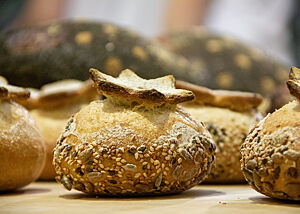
[89,68,194,105]
[18,79,97,109]
[287,66,300,100]
[0,76,30,100]
[175,80,263,111]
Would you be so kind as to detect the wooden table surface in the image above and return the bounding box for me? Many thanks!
[0,182,299,214]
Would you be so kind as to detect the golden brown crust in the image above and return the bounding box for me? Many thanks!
[0,76,8,85]
[181,103,261,183]
[176,80,263,111]
[286,66,300,100]
[19,79,97,109]
[90,68,194,105]
[53,100,216,196]
[25,79,98,180]
[0,84,30,101]
[31,102,91,180]
[241,100,300,200]
[0,101,45,191]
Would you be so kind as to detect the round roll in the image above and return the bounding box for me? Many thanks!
[0,81,45,191]
[176,80,263,183]
[241,66,300,200]
[19,79,98,180]
[53,69,216,196]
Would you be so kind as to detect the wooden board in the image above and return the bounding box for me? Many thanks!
[0,182,299,214]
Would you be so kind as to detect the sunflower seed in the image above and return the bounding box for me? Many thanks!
[106,186,122,193]
[172,165,183,179]
[183,168,197,181]
[246,160,257,170]
[61,175,72,191]
[178,148,192,161]
[122,163,137,172]
[87,172,103,183]
[155,173,162,187]
[79,147,93,162]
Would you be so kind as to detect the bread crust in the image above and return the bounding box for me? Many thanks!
[0,101,45,191]
[175,80,262,183]
[24,80,98,180]
[54,100,215,195]
[53,70,216,195]
[176,80,262,111]
[31,105,87,180]
[181,103,260,183]
[0,83,30,100]
[90,68,194,105]
[18,79,97,109]
[241,101,300,200]
[286,66,300,101]
[241,67,300,200]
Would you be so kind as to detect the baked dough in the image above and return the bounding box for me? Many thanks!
[0,80,45,191]
[21,79,98,180]
[176,80,263,183]
[241,66,300,200]
[53,69,216,196]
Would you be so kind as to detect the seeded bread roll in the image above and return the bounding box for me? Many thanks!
[20,79,98,180]
[53,69,216,196]
[241,67,300,200]
[176,80,263,183]
[0,20,200,89]
[158,28,288,95]
[0,80,45,191]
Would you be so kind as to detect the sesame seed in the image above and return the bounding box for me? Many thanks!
[154,160,160,165]
[178,158,183,164]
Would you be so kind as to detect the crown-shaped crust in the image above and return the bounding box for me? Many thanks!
[0,76,30,101]
[286,66,300,100]
[19,79,97,109]
[89,68,194,105]
[176,80,263,111]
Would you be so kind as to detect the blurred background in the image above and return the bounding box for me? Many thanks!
[0,0,299,66]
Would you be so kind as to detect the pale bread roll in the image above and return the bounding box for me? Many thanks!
[21,79,98,180]
[0,80,45,191]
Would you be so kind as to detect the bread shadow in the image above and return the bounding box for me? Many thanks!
[249,196,300,207]
[0,187,51,196]
[59,188,224,201]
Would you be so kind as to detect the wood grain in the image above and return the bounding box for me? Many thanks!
[0,182,299,214]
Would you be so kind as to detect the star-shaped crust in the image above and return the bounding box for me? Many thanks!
[0,76,30,100]
[176,80,263,111]
[19,79,97,109]
[89,68,194,105]
[287,66,300,100]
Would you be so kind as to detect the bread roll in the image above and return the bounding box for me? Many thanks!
[176,80,263,183]
[241,66,300,200]
[53,69,216,196]
[0,81,45,191]
[158,28,290,111]
[20,80,98,180]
